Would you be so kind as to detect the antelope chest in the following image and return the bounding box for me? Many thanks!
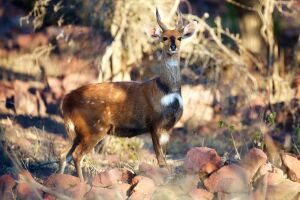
[160,92,183,128]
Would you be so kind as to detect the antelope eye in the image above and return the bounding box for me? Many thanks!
[162,37,168,41]
[178,37,182,41]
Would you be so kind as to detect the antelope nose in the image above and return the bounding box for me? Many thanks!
[170,44,176,51]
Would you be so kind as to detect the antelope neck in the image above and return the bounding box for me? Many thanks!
[159,51,181,93]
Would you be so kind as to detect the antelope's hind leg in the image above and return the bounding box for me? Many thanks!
[71,126,110,181]
[58,141,75,174]
[58,120,79,174]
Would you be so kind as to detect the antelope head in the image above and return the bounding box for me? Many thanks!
[148,8,197,54]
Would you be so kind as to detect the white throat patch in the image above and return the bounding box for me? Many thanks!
[166,60,178,68]
[161,93,183,108]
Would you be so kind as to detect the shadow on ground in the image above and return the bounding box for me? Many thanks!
[0,114,65,135]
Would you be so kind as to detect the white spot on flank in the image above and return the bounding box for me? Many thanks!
[161,93,183,107]
[159,134,170,145]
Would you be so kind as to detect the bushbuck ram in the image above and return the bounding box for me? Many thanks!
[58,8,197,181]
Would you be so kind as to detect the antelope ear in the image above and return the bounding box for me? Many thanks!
[182,21,197,39]
[145,27,162,39]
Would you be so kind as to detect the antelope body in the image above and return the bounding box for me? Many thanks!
[58,8,197,181]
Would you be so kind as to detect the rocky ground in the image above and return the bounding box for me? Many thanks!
[0,147,300,200]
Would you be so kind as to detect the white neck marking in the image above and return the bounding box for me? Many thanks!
[161,93,183,108]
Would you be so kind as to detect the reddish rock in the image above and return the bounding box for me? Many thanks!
[258,163,273,177]
[139,162,169,185]
[16,171,42,200]
[184,147,222,174]
[267,172,285,185]
[239,148,268,180]
[13,80,46,116]
[173,174,200,193]
[128,192,151,200]
[253,170,285,199]
[204,164,250,193]
[152,185,185,200]
[44,174,89,199]
[43,195,56,200]
[92,168,123,187]
[281,153,300,182]
[266,179,300,200]
[249,173,268,200]
[121,169,135,184]
[189,188,213,200]
[85,187,122,200]
[132,175,156,195]
[217,192,249,200]
[0,174,16,200]
[109,183,131,199]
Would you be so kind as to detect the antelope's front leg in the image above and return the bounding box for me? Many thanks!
[150,129,169,167]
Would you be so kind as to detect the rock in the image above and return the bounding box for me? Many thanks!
[109,183,132,199]
[128,192,151,200]
[252,171,300,200]
[132,175,156,195]
[239,148,268,180]
[121,169,135,184]
[13,80,46,116]
[0,174,16,200]
[266,166,285,186]
[188,188,213,200]
[85,187,123,200]
[266,179,300,200]
[92,168,123,187]
[258,163,273,177]
[217,192,249,200]
[84,187,126,200]
[44,174,89,199]
[152,185,186,200]
[139,162,169,185]
[249,174,268,200]
[184,147,221,174]
[16,170,42,200]
[281,153,300,182]
[203,164,250,193]
[173,174,200,193]
[256,163,285,185]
